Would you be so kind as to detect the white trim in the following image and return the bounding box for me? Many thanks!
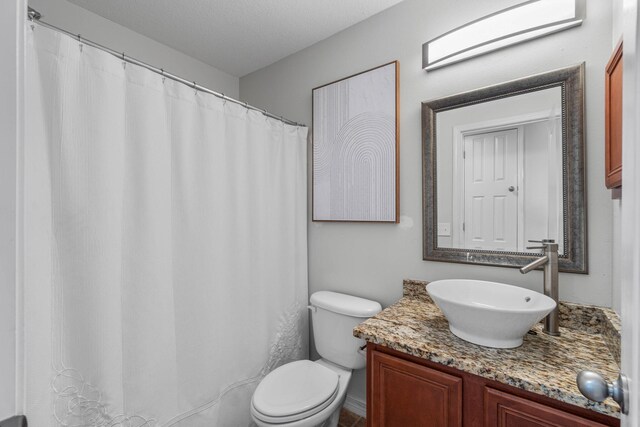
[451,130,464,247]
[452,110,561,137]
[516,127,525,252]
[621,0,640,423]
[343,394,366,418]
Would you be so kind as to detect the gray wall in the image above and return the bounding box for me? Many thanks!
[29,0,239,98]
[0,0,25,419]
[240,0,614,404]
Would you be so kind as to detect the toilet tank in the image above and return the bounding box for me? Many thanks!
[310,291,382,370]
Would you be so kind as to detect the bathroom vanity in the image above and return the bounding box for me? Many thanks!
[354,280,621,427]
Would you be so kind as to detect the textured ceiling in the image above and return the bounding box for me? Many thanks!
[66,0,405,77]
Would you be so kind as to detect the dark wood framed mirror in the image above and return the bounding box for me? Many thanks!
[422,63,587,273]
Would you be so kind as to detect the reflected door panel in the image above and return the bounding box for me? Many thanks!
[463,129,518,251]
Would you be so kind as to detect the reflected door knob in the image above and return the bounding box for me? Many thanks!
[576,371,629,414]
[508,186,515,192]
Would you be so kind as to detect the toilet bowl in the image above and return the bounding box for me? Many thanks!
[250,291,381,427]
[251,359,351,427]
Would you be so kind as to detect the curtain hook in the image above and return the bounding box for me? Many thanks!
[122,52,126,69]
[244,102,249,114]
[263,109,269,121]
[160,68,165,83]
[77,34,83,52]
[193,81,198,95]
[221,94,226,106]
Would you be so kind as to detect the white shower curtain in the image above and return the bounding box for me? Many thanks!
[23,25,308,426]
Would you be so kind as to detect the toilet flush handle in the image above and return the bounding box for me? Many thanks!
[307,305,317,313]
[357,344,367,357]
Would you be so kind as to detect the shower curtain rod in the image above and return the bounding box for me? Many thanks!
[27,7,305,128]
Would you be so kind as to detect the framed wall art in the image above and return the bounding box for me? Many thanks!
[312,61,399,222]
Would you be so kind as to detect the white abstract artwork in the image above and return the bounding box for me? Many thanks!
[312,62,398,222]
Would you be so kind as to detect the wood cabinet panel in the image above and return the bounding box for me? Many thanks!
[484,387,609,427]
[369,349,462,427]
[366,344,620,427]
[605,40,623,189]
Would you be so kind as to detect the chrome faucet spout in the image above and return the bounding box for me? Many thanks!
[520,239,560,336]
[520,255,549,274]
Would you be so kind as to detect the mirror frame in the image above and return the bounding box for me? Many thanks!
[422,63,587,273]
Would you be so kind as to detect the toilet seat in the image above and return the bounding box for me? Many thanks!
[251,360,340,423]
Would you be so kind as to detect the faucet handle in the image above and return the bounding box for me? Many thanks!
[527,239,557,249]
[527,240,546,250]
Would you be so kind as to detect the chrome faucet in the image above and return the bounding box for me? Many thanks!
[520,239,560,336]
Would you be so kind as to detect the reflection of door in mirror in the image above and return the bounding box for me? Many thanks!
[462,128,518,251]
[436,87,564,255]
[454,121,563,253]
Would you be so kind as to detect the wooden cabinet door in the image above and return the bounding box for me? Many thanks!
[484,388,610,427]
[605,40,623,189]
[369,350,462,427]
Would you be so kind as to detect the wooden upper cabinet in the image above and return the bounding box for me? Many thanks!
[369,349,463,427]
[605,40,623,189]
[484,388,610,427]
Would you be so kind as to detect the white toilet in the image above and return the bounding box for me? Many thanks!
[250,291,382,427]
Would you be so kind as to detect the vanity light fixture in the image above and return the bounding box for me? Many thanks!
[422,0,584,71]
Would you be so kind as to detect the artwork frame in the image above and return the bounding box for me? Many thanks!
[312,61,400,223]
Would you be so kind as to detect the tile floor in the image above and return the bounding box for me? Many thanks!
[338,408,366,427]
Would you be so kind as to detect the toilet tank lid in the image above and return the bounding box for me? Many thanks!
[310,291,382,318]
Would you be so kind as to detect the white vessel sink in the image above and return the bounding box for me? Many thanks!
[426,279,556,349]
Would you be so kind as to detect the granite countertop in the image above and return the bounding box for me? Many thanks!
[353,279,621,418]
